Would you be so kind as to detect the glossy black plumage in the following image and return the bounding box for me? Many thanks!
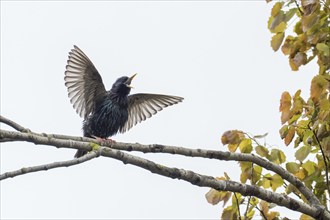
[64,45,183,158]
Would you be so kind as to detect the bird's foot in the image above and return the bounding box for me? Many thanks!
[91,136,116,146]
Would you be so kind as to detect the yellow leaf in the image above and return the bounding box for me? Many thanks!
[281,36,294,55]
[301,160,316,176]
[274,21,287,33]
[295,168,307,180]
[300,213,314,220]
[222,207,238,220]
[271,2,283,17]
[240,162,252,183]
[223,172,230,180]
[285,126,295,146]
[280,91,292,124]
[228,143,239,152]
[239,139,252,153]
[205,189,221,205]
[205,189,232,206]
[310,75,328,102]
[259,200,269,213]
[261,176,271,189]
[252,165,262,184]
[271,32,285,51]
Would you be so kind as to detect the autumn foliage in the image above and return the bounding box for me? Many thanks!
[206,0,330,219]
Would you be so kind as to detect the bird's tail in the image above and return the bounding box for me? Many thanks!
[74,123,92,158]
[74,149,87,158]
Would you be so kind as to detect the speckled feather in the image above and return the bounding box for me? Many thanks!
[64,45,183,158]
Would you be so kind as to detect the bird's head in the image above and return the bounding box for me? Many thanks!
[110,73,137,96]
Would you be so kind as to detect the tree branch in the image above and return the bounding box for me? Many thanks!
[98,146,330,219]
[0,128,321,208]
[1,129,330,218]
[0,150,100,180]
[0,115,30,132]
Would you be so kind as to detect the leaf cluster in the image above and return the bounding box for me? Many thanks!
[269,0,330,73]
[206,0,330,219]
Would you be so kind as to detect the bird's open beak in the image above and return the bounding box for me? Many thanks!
[125,73,137,88]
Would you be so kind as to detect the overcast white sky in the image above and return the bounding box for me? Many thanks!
[1,1,317,219]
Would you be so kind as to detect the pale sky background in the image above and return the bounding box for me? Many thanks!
[1,1,317,219]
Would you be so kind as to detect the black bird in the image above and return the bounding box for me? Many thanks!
[64,45,183,158]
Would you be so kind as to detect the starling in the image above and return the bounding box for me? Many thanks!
[64,45,183,158]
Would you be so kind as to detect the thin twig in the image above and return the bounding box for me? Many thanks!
[255,205,268,220]
[294,0,304,15]
[0,150,99,180]
[309,125,330,195]
[244,196,252,220]
[0,115,30,132]
[234,192,242,220]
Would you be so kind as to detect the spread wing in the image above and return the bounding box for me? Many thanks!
[120,94,183,133]
[64,45,107,118]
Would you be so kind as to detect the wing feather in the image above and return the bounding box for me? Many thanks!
[120,94,183,133]
[64,45,107,118]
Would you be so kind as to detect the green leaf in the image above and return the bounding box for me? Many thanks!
[284,8,297,22]
[270,174,284,191]
[253,133,268,139]
[295,145,311,162]
[288,113,301,125]
[269,149,286,164]
[286,162,300,174]
[302,130,313,145]
[316,43,329,56]
[271,32,285,51]
[279,125,288,139]
[255,145,269,157]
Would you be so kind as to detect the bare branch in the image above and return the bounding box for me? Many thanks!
[0,128,321,208]
[0,151,99,180]
[0,115,30,132]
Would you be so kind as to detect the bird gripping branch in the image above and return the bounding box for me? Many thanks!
[64,45,183,158]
